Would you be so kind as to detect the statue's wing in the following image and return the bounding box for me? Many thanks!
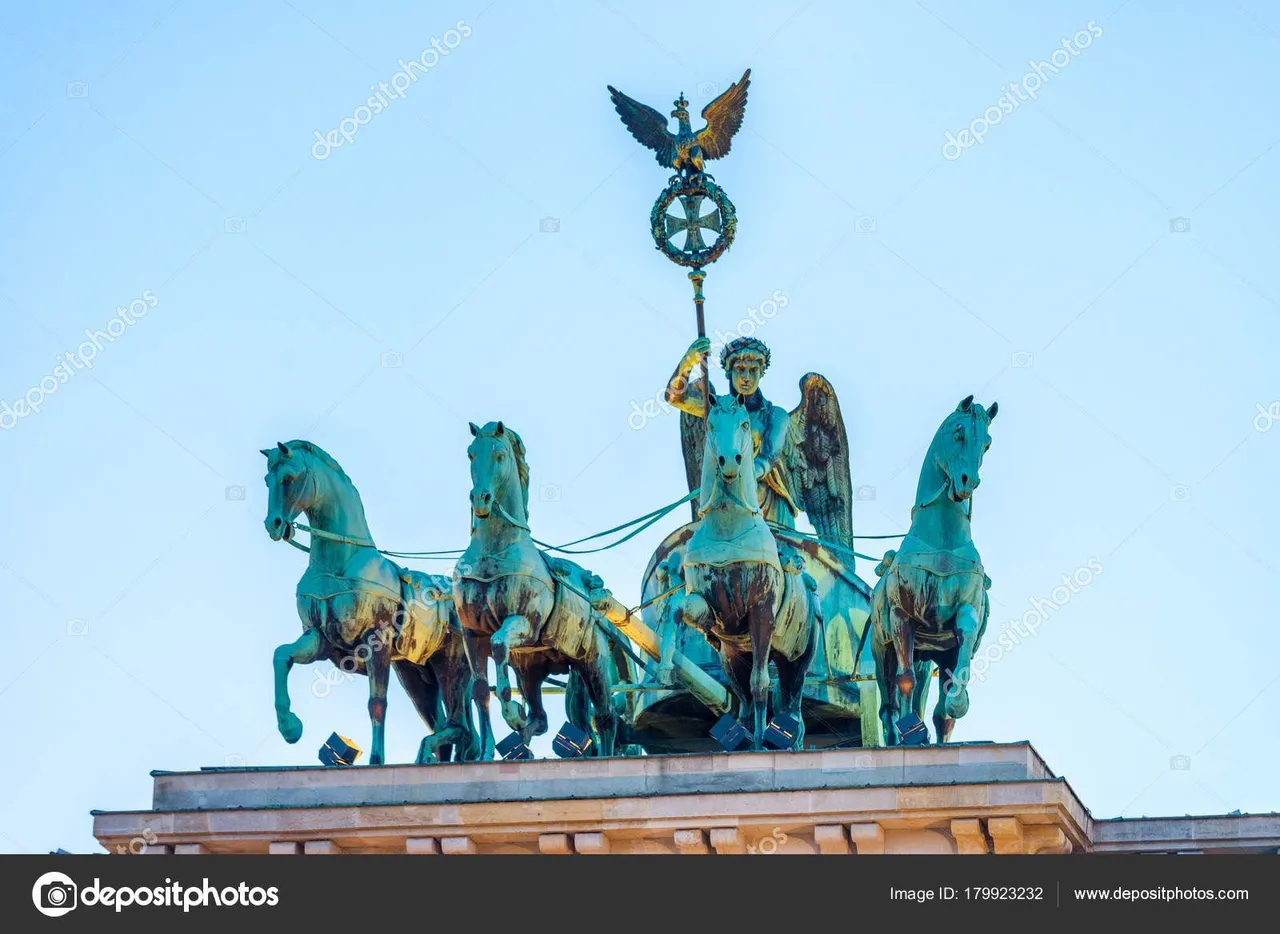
[783,373,854,551]
[607,85,677,168]
[696,68,751,160]
[679,409,706,521]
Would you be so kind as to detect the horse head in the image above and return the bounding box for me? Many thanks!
[467,421,529,523]
[700,394,757,514]
[926,395,998,506]
[261,441,316,542]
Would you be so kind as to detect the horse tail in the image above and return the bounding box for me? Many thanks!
[564,668,591,743]
[460,666,482,761]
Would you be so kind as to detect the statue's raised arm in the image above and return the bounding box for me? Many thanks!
[668,336,710,521]
[779,373,854,556]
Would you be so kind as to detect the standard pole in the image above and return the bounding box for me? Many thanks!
[689,268,708,418]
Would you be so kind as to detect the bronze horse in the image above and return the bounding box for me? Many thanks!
[868,396,997,745]
[663,396,822,749]
[263,441,480,764]
[452,422,631,759]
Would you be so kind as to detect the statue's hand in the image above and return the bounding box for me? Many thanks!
[685,336,711,364]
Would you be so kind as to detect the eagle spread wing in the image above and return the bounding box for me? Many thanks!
[679,408,707,521]
[606,85,677,168]
[780,373,854,554]
[696,68,751,160]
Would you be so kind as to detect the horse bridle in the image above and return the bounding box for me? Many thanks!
[912,412,983,522]
[469,434,532,533]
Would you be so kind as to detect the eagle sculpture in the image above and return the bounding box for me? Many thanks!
[607,69,751,178]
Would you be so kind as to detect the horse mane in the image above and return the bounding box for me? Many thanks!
[282,440,352,484]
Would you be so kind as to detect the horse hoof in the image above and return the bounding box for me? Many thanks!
[657,665,677,687]
[945,686,969,718]
[277,712,303,744]
[502,701,528,731]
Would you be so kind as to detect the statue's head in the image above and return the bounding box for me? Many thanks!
[720,336,770,398]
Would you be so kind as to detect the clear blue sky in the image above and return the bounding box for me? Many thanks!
[2,0,1278,853]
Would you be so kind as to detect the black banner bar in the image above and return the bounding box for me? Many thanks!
[5,854,1274,931]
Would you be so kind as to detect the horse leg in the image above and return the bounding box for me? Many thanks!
[664,592,709,685]
[889,606,916,728]
[747,602,776,751]
[438,639,481,761]
[461,628,495,761]
[273,628,327,744]
[492,615,536,734]
[394,660,449,764]
[772,633,816,751]
[513,660,550,744]
[365,633,392,765]
[869,609,898,746]
[945,604,981,719]
[720,649,754,744]
[911,659,933,742]
[933,651,958,744]
[574,648,618,758]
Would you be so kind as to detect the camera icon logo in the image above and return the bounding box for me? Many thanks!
[855,485,876,501]
[855,215,876,234]
[1169,484,1192,502]
[697,81,719,97]
[225,485,245,501]
[224,216,246,234]
[1169,754,1191,770]
[1011,351,1034,368]
[66,82,88,98]
[381,351,403,368]
[539,216,560,233]
[539,484,561,502]
[32,871,78,917]
[1169,216,1191,233]
[67,618,89,637]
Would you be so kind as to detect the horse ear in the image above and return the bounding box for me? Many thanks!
[987,401,998,421]
[276,441,290,458]
[469,422,479,436]
[259,448,272,458]
[495,421,505,435]
[958,394,974,411]
[736,393,747,407]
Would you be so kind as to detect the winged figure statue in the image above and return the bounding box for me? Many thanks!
[607,69,751,179]
[665,335,855,562]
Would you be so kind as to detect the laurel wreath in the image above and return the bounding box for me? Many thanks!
[650,177,737,268]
